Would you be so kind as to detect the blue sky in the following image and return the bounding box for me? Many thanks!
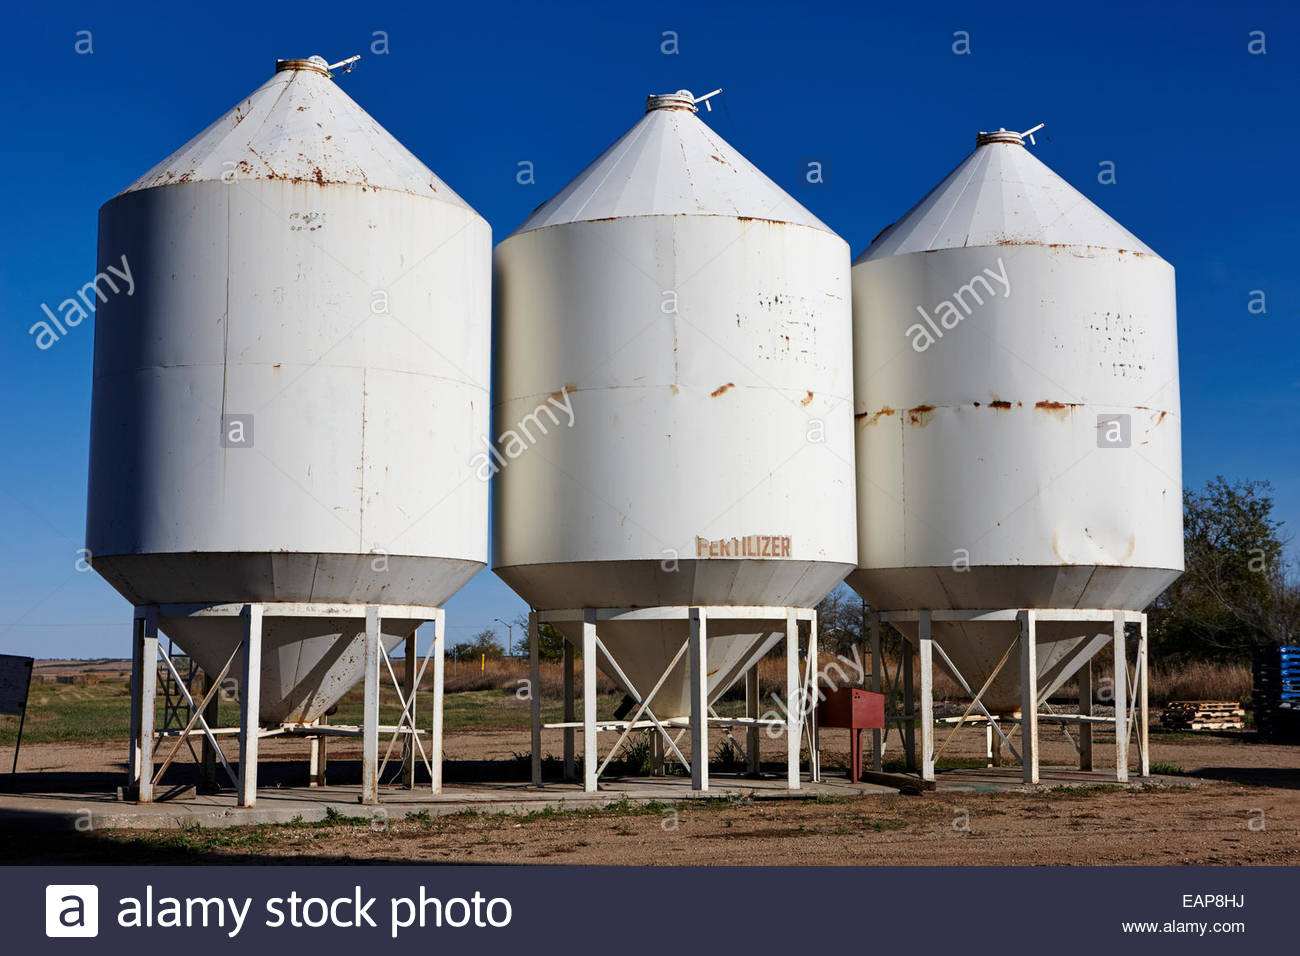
[1,1,1296,660]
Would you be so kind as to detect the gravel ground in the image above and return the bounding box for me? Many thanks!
[4,728,1298,865]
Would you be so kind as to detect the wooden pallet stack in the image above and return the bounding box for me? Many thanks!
[1161,700,1245,731]
[1253,645,1300,743]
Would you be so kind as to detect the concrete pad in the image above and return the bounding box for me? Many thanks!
[932,766,1197,792]
[0,773,897,831]
[0,765,1195,832]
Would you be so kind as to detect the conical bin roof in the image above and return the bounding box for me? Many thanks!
[119,55,472,207]
[857,127,1158,262]
[511,89,833,235]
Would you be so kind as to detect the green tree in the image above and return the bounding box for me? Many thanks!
[508,613,569,661]
[451,628,505,663]
[815,584,865,657]
[1150,477,1298,658]
[536,622,568,661]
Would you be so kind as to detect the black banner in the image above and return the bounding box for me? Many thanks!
[5,866,1284,952]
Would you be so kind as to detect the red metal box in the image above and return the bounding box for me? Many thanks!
[818,687,885,730]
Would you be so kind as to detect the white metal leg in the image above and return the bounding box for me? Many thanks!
[1113,611,1128,783]
[1139,614,1149,778]
[689,607,709,792]
[870,612,883,772]
[1019,610,1039,784]
[902,633,915,771]
[786,610,800,790]
[807,610,821,783]
[309,734,325,787]
[582,609,598,793]
[127,614,142,790]
[237,603,263,808]
[528,611,542,786]
[361,605,381,805]
[1078,659,1094,771]
[431,610,445,794]
[135,608,159,803]
[745,665,760,776]
[918,610,935,783]
[562,637,575,781]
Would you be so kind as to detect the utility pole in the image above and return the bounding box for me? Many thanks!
[494,618,518,657]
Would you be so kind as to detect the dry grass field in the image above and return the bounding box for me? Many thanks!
[2,653,1256,748]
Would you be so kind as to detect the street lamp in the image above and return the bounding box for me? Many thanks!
[494,618,518,657]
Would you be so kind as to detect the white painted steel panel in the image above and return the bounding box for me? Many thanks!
[847,132,1182,711]
[87,60,490,721]
[494,94,856,716]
